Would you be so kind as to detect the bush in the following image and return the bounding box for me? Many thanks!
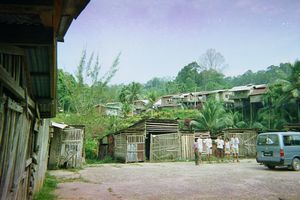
[85,138,98,160]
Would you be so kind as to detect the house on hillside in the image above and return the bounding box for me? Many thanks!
[0,1,89,199]
[249,84,267,123]
[95,102,122,116]
[229,84,255,120]
[153,99,162,108]
[181,93,199,109]
[133,99,150,114]
[160,94,183,109]
[48,122,85,169]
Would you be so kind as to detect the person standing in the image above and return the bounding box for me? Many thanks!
[198,137,203,163]
[215,136,224,162]
[204,135,212,162]
[193,138,199,165]
[224,138,231,161]
[231,134,240,162]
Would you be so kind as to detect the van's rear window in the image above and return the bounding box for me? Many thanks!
[257,134,279,146]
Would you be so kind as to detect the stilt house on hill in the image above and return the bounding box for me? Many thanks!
[0,1,89,199]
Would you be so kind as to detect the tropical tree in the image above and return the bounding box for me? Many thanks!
[223,110,245,129]
[127,82,142,103]
[198,48,227,71]
[258,82,293,130]
[72,49,120,114]
[257,61,300,129]
[146,91,158,108]
[175,62,199,92]
[198,69,229,91]
[118,82,142,104]
[57,69,77,112]
[190,99,226,135]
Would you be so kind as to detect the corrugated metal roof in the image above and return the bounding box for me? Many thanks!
[229,85,254,92]
[51,122,68,129]
[249,88,268,96]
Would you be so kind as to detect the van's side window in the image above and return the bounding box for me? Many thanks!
[293,135,300,146]
[284,136,292,146]
[283,135,300,146]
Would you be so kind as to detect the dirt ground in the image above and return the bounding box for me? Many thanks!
[49,159,300,200]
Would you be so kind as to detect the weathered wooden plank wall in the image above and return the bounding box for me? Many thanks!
[0,47,50,200]
[114,134,127,162]
[181,134,194,160]
[150,132,181,162]
[224,129,258,157]
[60,128,84,168]
[48,126,84,169]
[33,120,50,193]
[126,135,145,162]
[0,97,32,200]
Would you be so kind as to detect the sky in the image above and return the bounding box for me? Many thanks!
[58,0,300,84]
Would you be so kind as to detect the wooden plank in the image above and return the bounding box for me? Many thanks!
[15,56,21,85]
[8,98,23,113]
[0,64,35,109]
[25,158,32,168]
[0,109,18,200]
[0,45,24,56]
[0,64,25,99]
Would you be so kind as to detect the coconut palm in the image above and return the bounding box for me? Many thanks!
[190,98,226,135]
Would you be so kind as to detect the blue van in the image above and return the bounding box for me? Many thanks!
[256,132,300,171]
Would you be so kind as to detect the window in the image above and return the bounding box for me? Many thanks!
[284,135,300,146]
[283,135,292,146]
[294,135,300,145]
[257,134,279,146]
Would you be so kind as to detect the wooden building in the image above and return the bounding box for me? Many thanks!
[249,84,267,124]
[48,122,85,169]
[160,94,183,109]
[114,119,180,162]
[133,99,149,114]
[0,1,89,199]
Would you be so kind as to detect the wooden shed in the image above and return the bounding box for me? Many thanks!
[48,122,85,169]
[223,129,258,157]
[114,119,180,163]
[0,1,89,199]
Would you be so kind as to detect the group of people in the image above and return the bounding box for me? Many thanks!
[193,134,240,165]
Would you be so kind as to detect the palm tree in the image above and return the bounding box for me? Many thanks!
[128,82,142,103]
[190,98,226,135]
[258,61,300,128]
[146,91,158,108]
[280,61,300,121]
[259,80,294,130]
[223,110,245,128]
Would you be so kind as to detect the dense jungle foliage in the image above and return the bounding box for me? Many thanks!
[55,49,300,159]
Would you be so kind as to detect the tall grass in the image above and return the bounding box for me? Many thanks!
[33,173,58,200]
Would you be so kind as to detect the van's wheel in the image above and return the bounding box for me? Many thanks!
[292,158,300,171]
[266,165,275,169]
